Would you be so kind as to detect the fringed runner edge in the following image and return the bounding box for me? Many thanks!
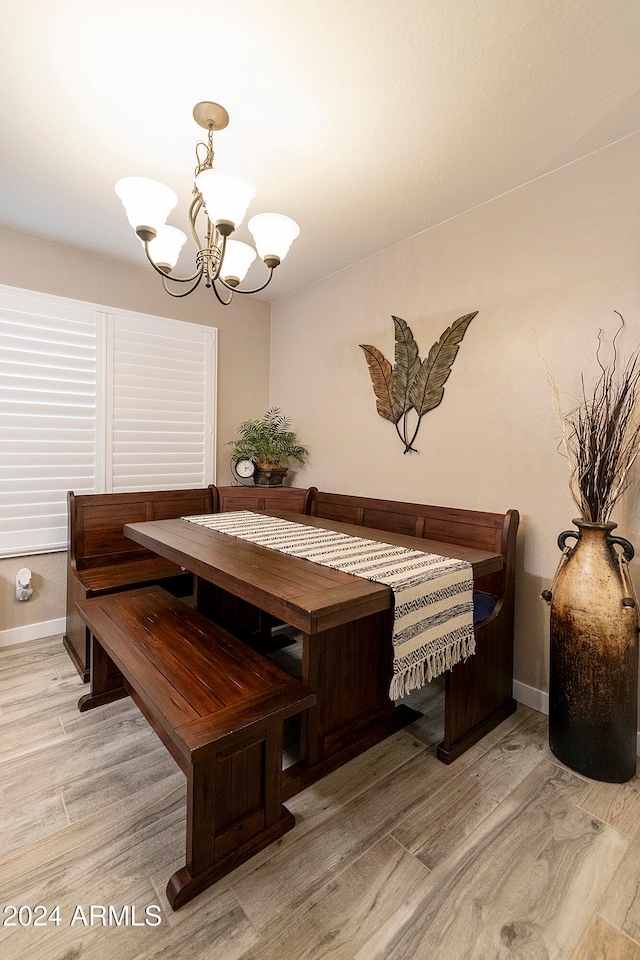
[390,628,476,700]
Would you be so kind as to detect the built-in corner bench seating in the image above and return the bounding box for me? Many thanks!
[66,484,518,758]
[64,488,216,680]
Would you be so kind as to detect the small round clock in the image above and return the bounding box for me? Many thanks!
[231,457,256,485]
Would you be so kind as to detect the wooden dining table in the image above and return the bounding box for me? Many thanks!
[124,510,503,797]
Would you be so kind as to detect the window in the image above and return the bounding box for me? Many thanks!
[0,285,216,558]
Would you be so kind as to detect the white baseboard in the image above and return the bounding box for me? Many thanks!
[513,679,549,716]
[0,617,65,648]
[513,679,640,758]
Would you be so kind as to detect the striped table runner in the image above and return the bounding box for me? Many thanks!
[182,511,475,699]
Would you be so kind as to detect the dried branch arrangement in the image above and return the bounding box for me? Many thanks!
[548,314,640,523]
[360,312,476,453]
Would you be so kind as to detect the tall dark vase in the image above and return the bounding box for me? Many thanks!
[547,520,639,783]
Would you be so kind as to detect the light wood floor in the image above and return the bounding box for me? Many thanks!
[2,635,640,960]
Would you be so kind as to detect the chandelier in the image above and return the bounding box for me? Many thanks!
[115,102,300,305]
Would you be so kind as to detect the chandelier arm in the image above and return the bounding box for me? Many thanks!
[210,232,226,284]
[211,281,234,306]
[189,195,206,248]
[142,241,204,284]
[217,267,275,296]
[161,272,206,298]
[189,196,226,287]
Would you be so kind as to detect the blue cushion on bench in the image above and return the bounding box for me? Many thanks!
[473,591,496,624]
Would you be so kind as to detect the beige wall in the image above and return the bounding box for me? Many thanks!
[0,229,271,634]
[270,133,640,699]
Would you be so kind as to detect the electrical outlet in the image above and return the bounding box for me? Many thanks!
[15,568,33,601]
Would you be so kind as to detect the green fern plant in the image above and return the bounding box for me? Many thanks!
[231,407,308,467]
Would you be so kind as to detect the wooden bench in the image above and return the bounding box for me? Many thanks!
[306,489,519,762]
[76,585,315,910]
[65,488,216,681]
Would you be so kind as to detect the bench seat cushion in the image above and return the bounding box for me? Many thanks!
[473,591,497,624]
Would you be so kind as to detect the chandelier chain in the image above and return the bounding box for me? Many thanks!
[194,126,215,180]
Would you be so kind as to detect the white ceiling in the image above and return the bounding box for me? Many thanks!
[1,0,639,301]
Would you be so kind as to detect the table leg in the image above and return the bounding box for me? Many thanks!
[284,610,413,797]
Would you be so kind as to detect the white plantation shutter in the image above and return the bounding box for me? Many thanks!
[0,290,100,556]
[109,314,215,491]
[0,285,216,558]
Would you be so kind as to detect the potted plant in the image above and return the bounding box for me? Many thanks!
[543,316,640,782]
[230,407,308,486]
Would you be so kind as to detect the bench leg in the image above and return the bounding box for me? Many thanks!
[78,633,128,713]
[436,615,517,763]
[65,573,91,682]
[166,724,295,910]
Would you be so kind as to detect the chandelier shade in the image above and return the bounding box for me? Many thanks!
[144,225,188,273]
[114,101,299,305]
[248,213,301,265]
[115,177,178,235]
[221,240,257,285]
[194,170,257,233]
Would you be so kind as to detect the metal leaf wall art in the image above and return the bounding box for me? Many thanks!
[360,312,477,453]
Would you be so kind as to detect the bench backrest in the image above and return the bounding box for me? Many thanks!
[208,484,517,600]
[212,485,314,515]
[307,489,518,600]
[68,488,215,570]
